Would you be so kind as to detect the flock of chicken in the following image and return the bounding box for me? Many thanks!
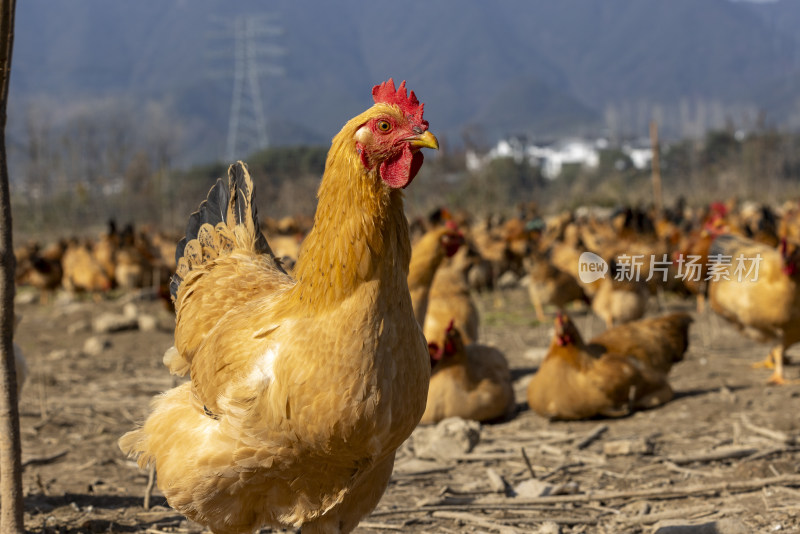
[12,79,800,534]
[406,194,800,424]
[15,220,177,302]
[22,198,794,418]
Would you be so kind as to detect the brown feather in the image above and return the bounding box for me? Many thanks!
[120,102,432,534]
[527,314,673,420]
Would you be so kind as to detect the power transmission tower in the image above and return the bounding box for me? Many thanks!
[207,14,284,162]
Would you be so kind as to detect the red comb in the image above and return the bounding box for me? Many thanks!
[372,79,426,125]
[709,202,727,216]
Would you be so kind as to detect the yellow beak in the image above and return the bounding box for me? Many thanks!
[409,130,439,150]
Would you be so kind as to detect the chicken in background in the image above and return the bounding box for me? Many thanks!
[548,224,604,299]
[708,234,800,384]
[260,214,312,237]
[266,232,305,272]
[149,229,180,273]
[61,238,112,295]
[458,237,495,293]
[527,313,673,420]
[423,242,481,350]
[14,241,36,284]
[588,312,693,375]
[15,239,65,302]
[408,206,453,243]
[92,220,120,284]
[146,229,183,309]
[737,203,779,248]
[525,251,588,322]
[469,216,506,280]
[113,225,152,291]
[673,206,733,312]
[779,201,800,243]
[502,216,535,273]
[262,214,312,271]
[580,206,680,300]
[408,221,463,327]
[422,322,515,424]
[470,214,530,287]
[591,266,649,328]
[120,79,439,534]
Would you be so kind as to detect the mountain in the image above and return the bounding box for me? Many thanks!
[9,0,800,167]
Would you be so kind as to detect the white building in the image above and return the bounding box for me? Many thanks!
[467,137,604,179]
[621,143,654,170]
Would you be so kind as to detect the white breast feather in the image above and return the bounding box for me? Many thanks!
[247,344,280,388]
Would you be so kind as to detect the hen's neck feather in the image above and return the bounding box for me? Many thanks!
[289,112,411,312]
[408,229,447,290]
[548,340,590,371]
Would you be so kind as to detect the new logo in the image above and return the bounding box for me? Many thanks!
[578,251,608,283]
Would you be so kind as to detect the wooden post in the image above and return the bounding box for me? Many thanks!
[650,120,663,219]
[0,0,23,532]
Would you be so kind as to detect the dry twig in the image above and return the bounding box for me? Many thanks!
[740,414,795,445]
[668,446,759,465]
[520,447,535,479]
[432,511,525,534]
[20,449,68,470]
[575,424,609,449]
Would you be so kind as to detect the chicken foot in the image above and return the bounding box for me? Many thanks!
[766,345,800,386]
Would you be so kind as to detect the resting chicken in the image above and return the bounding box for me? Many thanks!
[422,322,515,424]
[527,313,673,420]
[120,80,439,534]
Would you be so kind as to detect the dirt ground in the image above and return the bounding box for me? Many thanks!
[12,284,800,533]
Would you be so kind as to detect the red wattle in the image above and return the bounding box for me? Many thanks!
[379,145,424,189]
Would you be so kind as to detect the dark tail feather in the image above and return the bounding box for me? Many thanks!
[708,233,752,259]
[170,161,273,300]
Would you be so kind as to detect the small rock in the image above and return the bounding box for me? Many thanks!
[654,519,750,534]
[603,437,652,456]
[137,314,159,332]
[514,479,579,498]
[122,302,139,319]
[67,320,91,335]
[392,458,445,475]
[496,271,520,289]
[83,336,111,356]
[485,468,507,493]
[548,481,580,495]
[54,292,78,306]
[513,478,552,498]
[47,349,71,360]
[15,291,39,305]
[536,521,561,534]
[412,417,481,461]
[92,313,138,333]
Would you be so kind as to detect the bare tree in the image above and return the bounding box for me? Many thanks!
[0,0,22,532]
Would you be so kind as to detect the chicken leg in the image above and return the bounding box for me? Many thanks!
[765,345,800,385]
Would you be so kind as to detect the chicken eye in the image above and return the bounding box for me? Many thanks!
[377,120,392,132]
